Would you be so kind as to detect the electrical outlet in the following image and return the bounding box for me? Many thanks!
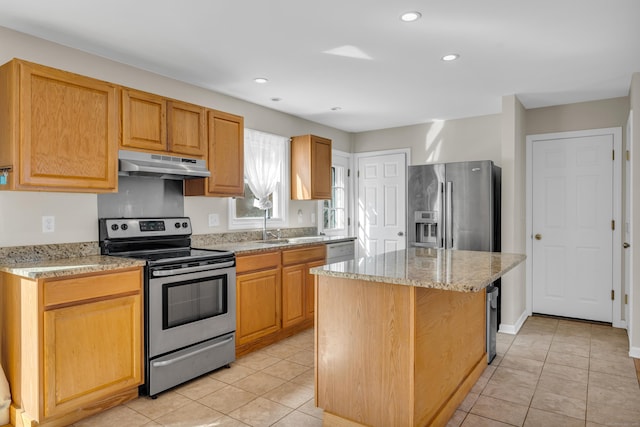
[208,213,220,227]
[42,216,55,233]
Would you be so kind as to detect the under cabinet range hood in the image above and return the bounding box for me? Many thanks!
[118,150,210,180]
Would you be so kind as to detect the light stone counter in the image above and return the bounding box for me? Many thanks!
[198,235,356,255]
[311,247,525,292]
[0,255,146,279]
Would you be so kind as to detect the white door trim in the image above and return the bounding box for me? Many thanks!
[354,148,410,258]
[525,127,623,327]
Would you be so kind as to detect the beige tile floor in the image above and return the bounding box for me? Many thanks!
[74,317,640,427]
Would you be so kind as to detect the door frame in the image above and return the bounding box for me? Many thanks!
[525,127,623,327]
[354,148,410,258]
[625,111,633,340]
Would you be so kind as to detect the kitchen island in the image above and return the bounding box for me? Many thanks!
[310,248,525,427]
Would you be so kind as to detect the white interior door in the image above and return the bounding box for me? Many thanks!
[357,151,407,257]
[532,134,613,322]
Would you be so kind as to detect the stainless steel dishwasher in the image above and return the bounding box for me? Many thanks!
[325,239,355,263]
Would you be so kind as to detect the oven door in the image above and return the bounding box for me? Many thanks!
[148,264,236,358]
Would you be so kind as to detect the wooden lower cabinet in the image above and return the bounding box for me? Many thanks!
[0,267,143,427]
[282,245,326,327]
[235,245,326,356]
[282,264,306,328]
[43,294,142,418]
[305,259,326,319]
[236,267,282,345]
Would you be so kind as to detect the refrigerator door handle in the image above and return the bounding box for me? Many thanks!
[446,181,453,249]
[438,182,445,248]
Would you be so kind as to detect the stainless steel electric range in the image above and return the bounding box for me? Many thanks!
[99,217,236,397]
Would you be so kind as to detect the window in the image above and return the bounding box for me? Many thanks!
[323,165,346,231]
[320,150,350,235]
[229,129,288,229]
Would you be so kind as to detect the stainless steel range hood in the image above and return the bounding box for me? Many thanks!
[118,150,211,180]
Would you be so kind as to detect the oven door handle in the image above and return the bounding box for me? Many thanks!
[151,261,235,277]
[151,336,234,368]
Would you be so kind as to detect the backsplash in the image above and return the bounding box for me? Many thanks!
[97,176,184,218]
[0,227,318,264]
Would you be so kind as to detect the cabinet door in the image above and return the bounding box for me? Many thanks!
[16,60,118,191]
[184,110,244,197]
[306,259,326,319]
[167,100,206,157]
[311,135,332,199]
[43,294,142,418]
[282,264,306,328]
[236,267,281,345]
[121,88,167,152]
[291,134,332,200]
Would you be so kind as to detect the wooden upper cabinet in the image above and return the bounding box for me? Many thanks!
[0,59,118,192]
[168,100,206,157]
[121,88,206,158]
[184,110,244,197]
[291,134,332,200]
[121,89,166,152]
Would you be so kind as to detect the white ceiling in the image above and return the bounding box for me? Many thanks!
[1,0,639,133]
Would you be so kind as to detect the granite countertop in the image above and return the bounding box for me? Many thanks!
[310,247,526,292]
[0,255,146,280]
[199,235,356,255]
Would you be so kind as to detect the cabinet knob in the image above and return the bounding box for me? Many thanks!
[534,234,542,240]
[624,242,630,249]
[398,231,404,236]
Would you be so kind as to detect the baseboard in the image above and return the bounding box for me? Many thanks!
[498,310,528,335]
[629,345,640,359]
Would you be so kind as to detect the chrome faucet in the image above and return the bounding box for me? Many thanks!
[261,210,281,240]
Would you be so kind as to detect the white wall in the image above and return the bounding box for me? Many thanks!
[0,26,353,247]
[500,95,527,332]
[352,114,502,165]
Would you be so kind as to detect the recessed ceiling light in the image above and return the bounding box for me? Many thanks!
[441,54,460,61]
[331,107,342,111]
[254,77,268,84]
[400,11,421,22]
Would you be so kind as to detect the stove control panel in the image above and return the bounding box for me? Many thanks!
[100,217,192,239]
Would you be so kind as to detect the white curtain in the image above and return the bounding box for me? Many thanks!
[244,129,286,210]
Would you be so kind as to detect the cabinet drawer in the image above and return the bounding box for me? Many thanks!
[236,251,281,274]
[44,268,142,308]
[282,245,326,266]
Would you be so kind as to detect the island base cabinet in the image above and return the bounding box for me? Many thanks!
[315,277,487,427]
[43,295,142,419]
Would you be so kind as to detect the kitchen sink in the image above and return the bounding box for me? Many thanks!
[286,236,326,243]
[256,239,290,244]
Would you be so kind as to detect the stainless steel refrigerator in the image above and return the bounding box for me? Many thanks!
[407,160,500,252]
[408,160,501,363]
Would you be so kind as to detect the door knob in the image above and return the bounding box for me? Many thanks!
[534,234,542,240]
[397,231,404,236]
[624,242,630,249]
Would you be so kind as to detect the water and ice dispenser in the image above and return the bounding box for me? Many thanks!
[414,210,439,245]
